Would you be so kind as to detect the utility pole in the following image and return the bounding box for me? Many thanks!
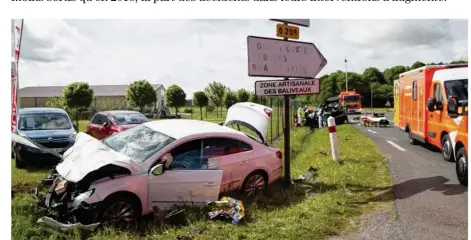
[344,58,348,92]
[371,84,373,109]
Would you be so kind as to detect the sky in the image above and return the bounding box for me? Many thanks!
[11,19,468,97]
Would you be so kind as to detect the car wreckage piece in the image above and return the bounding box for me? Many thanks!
[359,112,389,127]
[13,131,140,234]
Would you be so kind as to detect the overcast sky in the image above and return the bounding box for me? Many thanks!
[12,19,468,97]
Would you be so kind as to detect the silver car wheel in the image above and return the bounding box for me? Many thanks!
[244,174,266,197]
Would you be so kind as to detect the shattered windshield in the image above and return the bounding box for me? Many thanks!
[18,113,72,130]
[444,79,468,101]
[112,112,149,125]
[103,124,175,163]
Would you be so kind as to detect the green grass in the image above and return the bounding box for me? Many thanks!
[11,123,392,240]
[363,107,394,113]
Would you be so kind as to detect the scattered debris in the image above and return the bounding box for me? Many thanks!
[293,167,319,183]
[207,197,245,224]
[291,167,320,195]
[320,151,328,156]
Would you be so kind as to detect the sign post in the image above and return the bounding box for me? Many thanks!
[247,19,327,187]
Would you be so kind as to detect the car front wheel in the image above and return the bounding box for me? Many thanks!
[442,134,455,162]
[241,171,267,197]
[97,195,140,230]
[456,147,467,186]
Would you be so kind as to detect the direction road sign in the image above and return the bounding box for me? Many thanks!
[270,19,310,27]
[247,36,327,78]
[255,78,320,96]
[276,24,299,40]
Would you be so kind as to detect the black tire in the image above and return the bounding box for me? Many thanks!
[96,194,141,230]
[408,130,418,145]
[241,171,268,197]
[15,149,26,169]
[441,134,455,162]
[456,147,467,186]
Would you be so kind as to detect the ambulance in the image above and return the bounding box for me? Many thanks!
[394,64,468,186]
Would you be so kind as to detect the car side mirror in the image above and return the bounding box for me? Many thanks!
[426,98,436,112]
[447,96,459,118]
[151,164,164,176]
[102,121,109,128]
[73,124,77,131]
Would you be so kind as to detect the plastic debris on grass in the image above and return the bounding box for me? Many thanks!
[293,167,319,195]
[207,197,245,224]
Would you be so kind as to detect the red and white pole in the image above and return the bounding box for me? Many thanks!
[327,116,340,163]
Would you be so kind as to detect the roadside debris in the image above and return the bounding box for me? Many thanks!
[207,197,245,224]
[293,167,319,195]
[293,167,318,183]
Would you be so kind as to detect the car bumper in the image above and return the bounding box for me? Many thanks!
[16,148,63,162]
[37,216,100,234]
[15,143,72,161]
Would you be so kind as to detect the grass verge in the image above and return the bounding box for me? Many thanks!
[11,124,392,240]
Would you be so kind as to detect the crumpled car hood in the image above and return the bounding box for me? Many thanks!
[56,132,141,183]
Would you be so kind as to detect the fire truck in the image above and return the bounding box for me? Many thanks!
[394,64,468,185]
[339,90,362,114]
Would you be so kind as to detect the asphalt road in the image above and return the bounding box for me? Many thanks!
[347,113,468,240]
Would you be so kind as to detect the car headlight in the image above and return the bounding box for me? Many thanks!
[69,132,77,142]
[69,189,94,210]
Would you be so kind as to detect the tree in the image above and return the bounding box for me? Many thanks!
[204,81,226,118]
[362,67,386,84]
[249,92,259,103]
[165,84,186,116]
[237,88,250,102]
[223,89,239,109]
[383,65,407,85]
[62,82,94,127]
[192,91,209,120]
[45,97,65,108]
[125,80,157,112]
[410,61,425,70]
[450,60,468,64]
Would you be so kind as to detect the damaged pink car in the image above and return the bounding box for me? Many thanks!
[16,102,282,233]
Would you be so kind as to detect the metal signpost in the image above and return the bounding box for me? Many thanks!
[247,19,327,186]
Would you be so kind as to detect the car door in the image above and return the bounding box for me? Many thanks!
[201,137,255,192]
[148,139,223,211]
[100,115,113,138]
[428,82,445,147]
[88,114,104,139]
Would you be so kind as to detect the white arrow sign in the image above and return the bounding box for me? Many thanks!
[255,78,320,96]
[247,36,327,78]
[270,19,310,27]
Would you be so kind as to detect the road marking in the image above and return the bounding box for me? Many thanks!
[367,129,377,134]
[386,140,406,151]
